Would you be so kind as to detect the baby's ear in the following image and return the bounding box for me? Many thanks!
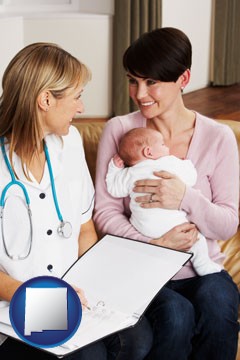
[143,146,153,158]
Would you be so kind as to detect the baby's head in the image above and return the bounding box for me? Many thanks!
[118,127,169,166]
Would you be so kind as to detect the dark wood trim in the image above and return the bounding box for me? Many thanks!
[183,83,240,121]
[72,117,108,124]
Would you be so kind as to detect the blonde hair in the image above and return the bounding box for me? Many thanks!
[119,127,158,166]
[0,42,91,175]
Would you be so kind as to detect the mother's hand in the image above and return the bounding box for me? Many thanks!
[150,222,199,251]
[133,170,186,209]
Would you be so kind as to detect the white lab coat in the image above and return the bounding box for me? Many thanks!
[0,125,94,284]
[0,125,95,345]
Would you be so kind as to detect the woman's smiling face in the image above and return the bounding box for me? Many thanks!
[127,73,182,119]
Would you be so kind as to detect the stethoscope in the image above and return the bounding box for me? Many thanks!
[0,137,72,260]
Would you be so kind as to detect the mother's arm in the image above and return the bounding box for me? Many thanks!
[93,119,198,250]
[182,128,239,240]
[134,127,239,241]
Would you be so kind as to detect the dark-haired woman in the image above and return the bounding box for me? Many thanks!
[94,27,239,359]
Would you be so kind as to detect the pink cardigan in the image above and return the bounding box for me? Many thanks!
[93,111,239,280]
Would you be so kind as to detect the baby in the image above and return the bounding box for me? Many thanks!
[106,127,221,276]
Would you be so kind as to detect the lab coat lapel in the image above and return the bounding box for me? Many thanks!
[11,135,63,191]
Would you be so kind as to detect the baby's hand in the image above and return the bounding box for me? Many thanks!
[113,154,124,168]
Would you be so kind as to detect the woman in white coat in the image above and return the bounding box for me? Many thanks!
[0,43,152,359]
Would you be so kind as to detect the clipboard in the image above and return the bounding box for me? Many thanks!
[0,234,192,357]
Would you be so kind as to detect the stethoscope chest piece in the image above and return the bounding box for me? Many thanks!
[57,221,72,239]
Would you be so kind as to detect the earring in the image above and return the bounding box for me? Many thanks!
[45,108,49,112]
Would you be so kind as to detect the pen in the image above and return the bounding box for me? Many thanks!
[47,267,91,310]
[74,287,91,311]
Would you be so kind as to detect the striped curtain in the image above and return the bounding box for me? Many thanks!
[212,0,240,85]
[112,0,162,116]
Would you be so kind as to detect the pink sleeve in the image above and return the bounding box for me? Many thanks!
[93,118,150,242]
[181,125,239,241]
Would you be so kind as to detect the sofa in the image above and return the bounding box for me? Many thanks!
[73,118,240,359]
